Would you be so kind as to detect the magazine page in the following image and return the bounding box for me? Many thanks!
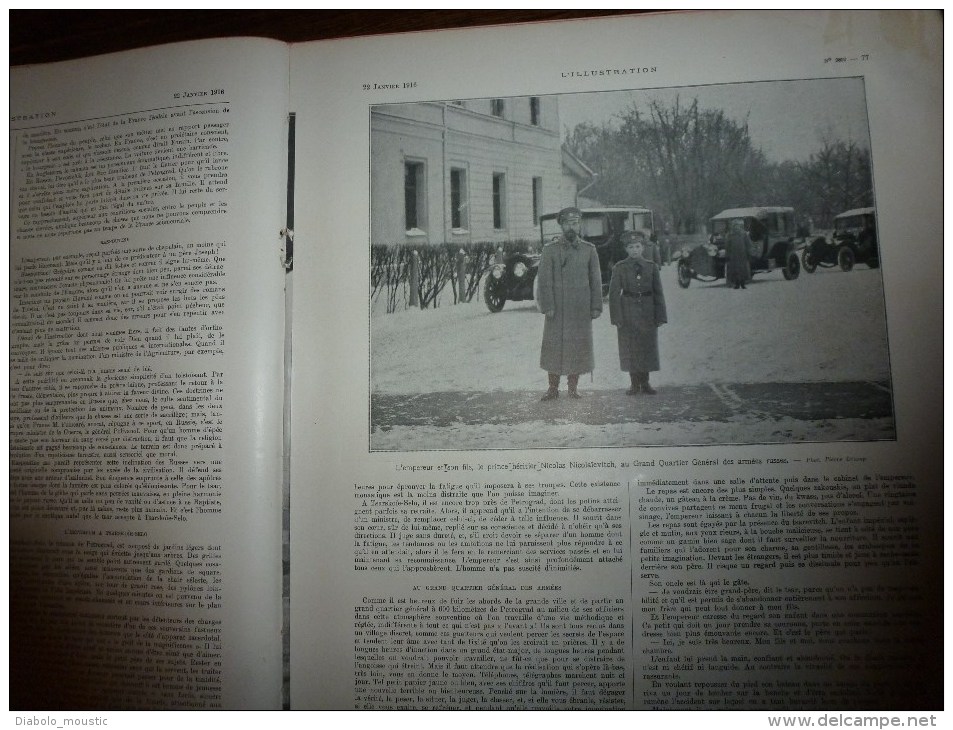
[288,11,942,713]
[10,38,290,709]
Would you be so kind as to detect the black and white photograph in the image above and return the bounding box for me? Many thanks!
[369,78,893,451]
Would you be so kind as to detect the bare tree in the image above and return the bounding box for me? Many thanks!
[617,97,769,232]
[566,96,872,233]
[413,244,455,309]
[797,138,872,227]
[371,244,411,314]
[567,97,770,234]
[462,243,497,303]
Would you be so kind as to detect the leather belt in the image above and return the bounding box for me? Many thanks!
[622,290,652,299]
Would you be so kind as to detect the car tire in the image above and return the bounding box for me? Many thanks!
[483,276,506,313]
[782,250,801,280]
[802,247,817,274]
[838,246,855,272]
[676,260,692,288]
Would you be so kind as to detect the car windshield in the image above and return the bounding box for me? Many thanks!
[710,219,731,236]
[628,212,653,232]
[766,211,794,235]
[835,216,863,232]
[580,215,607,239]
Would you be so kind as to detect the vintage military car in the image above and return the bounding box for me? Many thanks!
[676,206,803,288]
[483,249,540,313]
[484,205,658,312]
[802,207,878,273]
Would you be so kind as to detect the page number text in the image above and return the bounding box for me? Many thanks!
[824,54,869,64]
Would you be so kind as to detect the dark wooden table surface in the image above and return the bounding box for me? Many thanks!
[11,10,645,66]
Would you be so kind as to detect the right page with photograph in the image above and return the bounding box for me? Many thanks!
[288,10,942,711]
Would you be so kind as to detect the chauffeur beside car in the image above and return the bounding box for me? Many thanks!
[608,230,667,395]
[537,206,603,400]
[641,236,663,267]
[724,217,753,289]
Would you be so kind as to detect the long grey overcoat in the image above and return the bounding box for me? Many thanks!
[537,236,602,375]
[724,229,753,286]
[608,256,667,372]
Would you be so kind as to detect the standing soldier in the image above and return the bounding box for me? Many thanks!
[642,233,663,267]
[537,206,603,400]
[609,230,667,395]
[724,217,752,289]
[658,235,671,266]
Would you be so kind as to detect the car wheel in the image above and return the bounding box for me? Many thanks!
[676,260,692,288]
[801,248,817,273]
[483,276,506,312]
[867,256,880,269]
[838,246,855,272]
[782,250,801,280]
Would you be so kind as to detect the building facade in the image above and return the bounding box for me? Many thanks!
[370,96,590,246]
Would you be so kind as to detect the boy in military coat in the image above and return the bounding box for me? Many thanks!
[608,230,667,395]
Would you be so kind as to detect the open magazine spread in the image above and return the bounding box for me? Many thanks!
[9,11,942,713]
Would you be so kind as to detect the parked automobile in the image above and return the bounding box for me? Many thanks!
[676,206,804,288]
[802,207,878,273]
[539,205,657,295]
[483,250,540,313]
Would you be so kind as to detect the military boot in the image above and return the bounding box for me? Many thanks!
[541,373,560,401]
[626,372,640,396]
[641,371,657,395]
[567,373,581,399]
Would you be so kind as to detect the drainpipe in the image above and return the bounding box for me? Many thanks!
[576,173,598,206]
[442,104,448,243]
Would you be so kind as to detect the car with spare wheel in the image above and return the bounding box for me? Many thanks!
[676,206,804,288]
[802,207,878,273]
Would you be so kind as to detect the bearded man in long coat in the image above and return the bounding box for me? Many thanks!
[537,207,603,400]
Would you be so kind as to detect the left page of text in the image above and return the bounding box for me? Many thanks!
[10,38,290,709]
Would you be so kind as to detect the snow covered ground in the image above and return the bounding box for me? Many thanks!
[370,263,893,450]
[372,263,890,392]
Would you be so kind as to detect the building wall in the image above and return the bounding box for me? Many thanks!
[561,169,583,209]
[370,97,579,246]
